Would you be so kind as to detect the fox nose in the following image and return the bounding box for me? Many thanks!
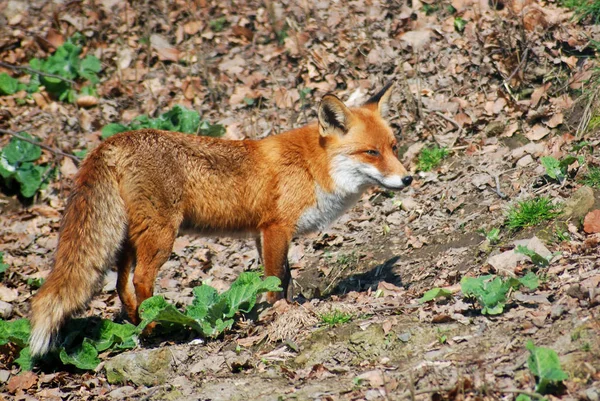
[402,176,413,186]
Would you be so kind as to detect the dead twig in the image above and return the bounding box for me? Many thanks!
[0,128,81,164]
[493,174,507,199]
[0,61,77,85]
[493,388,546,400]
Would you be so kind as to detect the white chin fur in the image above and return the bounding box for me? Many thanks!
[330,155,404,192]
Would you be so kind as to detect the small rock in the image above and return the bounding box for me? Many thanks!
[399,197,418,211]
[471,173,493,190]
[586,387,600,401]
[104,347,183,386]
[584,210,600,233]
[107,385,136,399]
[0,285,18,302]
[190,354,225,374]
[516,154,533,167]
[0,300,13,319]
[566,284,588,301]
[513,236,552,259]
[0,369,10,383]
[511,142,544,160]
[550,303,565,319]
[563,186,595,220]
[102,271,118,292]
[484,121,505,137]
[397,332,411,342]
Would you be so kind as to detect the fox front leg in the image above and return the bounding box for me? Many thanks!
[258,226,293,303]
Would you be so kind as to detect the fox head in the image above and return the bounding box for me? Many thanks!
[318,83,412,194]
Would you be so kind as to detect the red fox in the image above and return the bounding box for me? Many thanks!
[29,83,412,356]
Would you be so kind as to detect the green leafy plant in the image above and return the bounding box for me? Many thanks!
[0,273,280,371]
[526,340,568,394]
[515,245,559,267]
[417,145,449,172]
[101,105,225,139]
[0,252,8,275]
[28,36,101,103]
[138,272,281,336]
[209,16,228,32]
[506,197,562,230]
[0,73,25,95]
[540,155,583,183]
[461,272,539,314]
[581,166,600,188]
[319,310,353,327]
[419,287,453,303]
[454,17,467,32]
[561,0,600,23]
[0,133,51,198]
[486,227,500,244]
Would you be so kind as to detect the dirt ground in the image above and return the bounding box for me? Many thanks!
[0,0,599,400]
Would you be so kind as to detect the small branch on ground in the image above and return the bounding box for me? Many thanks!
[0,61,77,85]
[0,128,81,164]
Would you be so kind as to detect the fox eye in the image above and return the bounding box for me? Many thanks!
[392,144,398,153]
[365,149,380,157]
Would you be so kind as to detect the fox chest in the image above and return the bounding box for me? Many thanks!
[295,186,361,235]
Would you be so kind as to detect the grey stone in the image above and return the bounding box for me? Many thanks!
[563,186,595,220]
[105,347,184,386]
[0,300,13,319]
[107,385,136,399]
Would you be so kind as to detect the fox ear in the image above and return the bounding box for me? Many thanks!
[364,81,394,117]
[318,95,353,136]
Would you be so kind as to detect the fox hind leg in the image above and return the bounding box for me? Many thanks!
[116,241,137,323]
[129,219,179,324]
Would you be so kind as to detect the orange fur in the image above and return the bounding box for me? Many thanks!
[29,85,411,356]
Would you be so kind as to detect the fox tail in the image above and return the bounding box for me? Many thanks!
[29,156,127,356]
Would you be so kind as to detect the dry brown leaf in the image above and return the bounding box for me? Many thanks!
[525,124,550,141]
[150,34,180,62]
[530,83,551,108]
[184,20,203,35]
[546,112,563,128]
[400,29,433,50]
[76,95,98,108]
[584,210,600,234]
[232,25,253,41]
[7,371,38,394]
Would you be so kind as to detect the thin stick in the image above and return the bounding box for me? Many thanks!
[0,61,77,85]
[0,128,81,164]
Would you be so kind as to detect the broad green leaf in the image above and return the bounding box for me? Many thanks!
[78,55,102,83]
[0,251,8,274]
[15,346,33,371]
[515,394,532,401]
[101,123,129,139]
[454,17,467,32]
[92,320,138,352]
[15,162,45,198]
[199,120,226,137]
[222,272,282,317]
[515,245,550,267]
[2,134,42,164]
[419,288,452,303]
[138,295,202,333]
[186,284,219,321]
[0,319,31,347]
[541,156,562,180]
[461,275,512,315]
[518,272,539,290]
[0,73,20,95]
[59,338,101,370]
[526,340,568,393]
